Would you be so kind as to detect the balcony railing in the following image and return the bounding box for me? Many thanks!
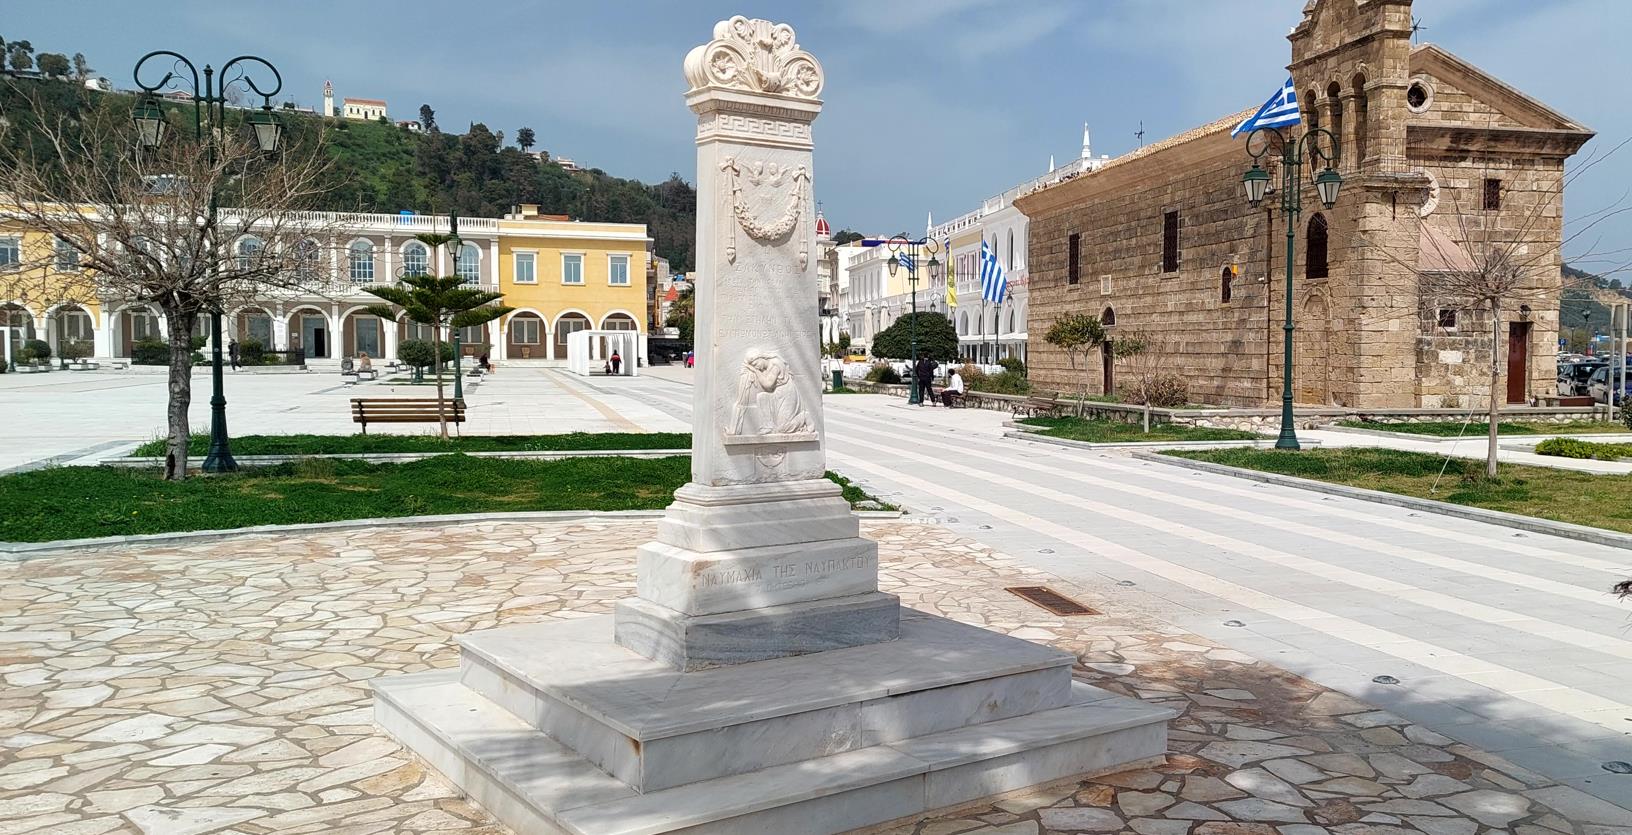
[218,209,500,235]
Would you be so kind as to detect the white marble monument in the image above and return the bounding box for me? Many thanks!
[374,17,1170,834]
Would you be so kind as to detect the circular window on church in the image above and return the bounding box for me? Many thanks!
[1406,79,1432,113]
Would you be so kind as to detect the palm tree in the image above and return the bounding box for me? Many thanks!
[517,126,536,152]
[364,230,511,439]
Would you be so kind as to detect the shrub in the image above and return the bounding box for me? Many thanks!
[132,339,169,365]
[398,338,452,369]
[239,338,267,365]
[20,339,50,363]
[1535,437,1632,460]
[969,369,1031,395]
[60,340,93,361]
[997,356,1027,377]
[864,362,901,384]
[1620,397,1632,430]
[190,335,207,352]
[1120,373,1189,408]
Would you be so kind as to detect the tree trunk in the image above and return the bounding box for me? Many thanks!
[1076,351,1089,418]
[432,324,448,440]
[1144,398,1152,433]
[163,306,197,481]
[1487,297,1501,479]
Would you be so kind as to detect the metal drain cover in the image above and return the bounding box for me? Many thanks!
[1005,586,1099,616]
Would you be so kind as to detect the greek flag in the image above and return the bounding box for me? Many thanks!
[1231,78,1300,138]
[979,239,1006,304]
[897,252,915,273]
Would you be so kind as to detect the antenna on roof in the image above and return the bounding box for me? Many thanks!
[1411,17,1428,43]
[1135,121,1145,148]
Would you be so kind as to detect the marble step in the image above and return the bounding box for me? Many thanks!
[374,670,1172,835]
[457,609,1080,791]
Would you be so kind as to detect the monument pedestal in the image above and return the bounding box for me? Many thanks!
[376,610,1171,835]
[372,15,1170,834]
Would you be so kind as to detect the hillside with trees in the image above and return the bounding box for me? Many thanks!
[0,60,698,269]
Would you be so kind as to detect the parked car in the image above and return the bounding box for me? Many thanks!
[1587,365,1632,404]
[1558,360,1606,396]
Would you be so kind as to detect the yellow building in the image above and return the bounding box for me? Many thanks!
[3,205,652,367]
[494,204,651,364]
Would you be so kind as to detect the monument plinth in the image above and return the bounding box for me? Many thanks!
[375,16,1170,834]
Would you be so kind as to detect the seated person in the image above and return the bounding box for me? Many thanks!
[357,352,373,373]
[941,368,966,407]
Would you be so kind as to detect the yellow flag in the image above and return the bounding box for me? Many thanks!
[946,247,957,308]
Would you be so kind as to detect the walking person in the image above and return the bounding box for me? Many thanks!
[610,350,623,375]
[228,339,241,371]
[914,355,937,406]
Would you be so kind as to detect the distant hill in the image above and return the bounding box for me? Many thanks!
[0,76,697,270]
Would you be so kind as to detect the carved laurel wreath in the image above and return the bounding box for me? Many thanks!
[720,156,810,268]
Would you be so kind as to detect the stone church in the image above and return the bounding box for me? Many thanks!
[1016,0,1594,408]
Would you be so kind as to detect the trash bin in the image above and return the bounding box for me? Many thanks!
[832,369,844,391]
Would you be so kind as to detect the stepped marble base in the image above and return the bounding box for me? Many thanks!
[614,592,900,671]
[374,610,1172,835]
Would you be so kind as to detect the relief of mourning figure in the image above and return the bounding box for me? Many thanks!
[728,352,813,437]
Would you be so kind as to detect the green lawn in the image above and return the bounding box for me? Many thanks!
[0,457,892,543]
[131,432,691,457]
[1337,419,1625,437]
[1167,447,1632,534]
[1021,416,1260,443]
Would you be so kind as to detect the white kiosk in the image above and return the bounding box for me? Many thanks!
[565,329,644,377]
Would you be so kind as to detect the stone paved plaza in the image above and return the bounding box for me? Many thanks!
[5,518,1631,835]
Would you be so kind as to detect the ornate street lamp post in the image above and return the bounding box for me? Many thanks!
[1241,125,1341,450]
[449,213,466,403]
[132,51,284,473]
[887,235,941,405]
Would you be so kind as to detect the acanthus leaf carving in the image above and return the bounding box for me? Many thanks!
[684,16,824,100]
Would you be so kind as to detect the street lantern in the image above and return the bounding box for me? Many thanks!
[886,253,900,277]
[132,95,167,148]
[1314,166,1342,209]
[1242,164,1270,208]
[927,255,942,282]
[248,105,283,153]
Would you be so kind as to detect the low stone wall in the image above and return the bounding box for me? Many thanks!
[845,382,1612,431]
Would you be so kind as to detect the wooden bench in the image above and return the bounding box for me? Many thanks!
[351,398,465,434]
[1012,394,1062,418]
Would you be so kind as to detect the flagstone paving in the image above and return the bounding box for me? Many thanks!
[1,520,1628,835]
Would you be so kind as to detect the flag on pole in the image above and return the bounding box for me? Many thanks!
[979,239,1006,304]
[1231,77,1300,138]
[945,241,957,307]
[897,252,915,274]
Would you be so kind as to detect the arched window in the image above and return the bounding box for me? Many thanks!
[1221,265,1233,304]
[1100,306,1116,327]
[1327,82,1343,170]
[456,242,480,284]
[294,239,320,280]
[1351,73,1368,165]
[1307,213,1329,279]
[1006,229,1015,271]
[401,241,428,277]
[235,236,262,272]
[601,312,637,330]
[348,240,374,283]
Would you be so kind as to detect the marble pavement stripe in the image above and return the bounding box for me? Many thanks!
[539,370,645,432]
[827,450,1632,731]
[835,410,1629,587]
[842,403,1632,573]
[833,429,1632,661]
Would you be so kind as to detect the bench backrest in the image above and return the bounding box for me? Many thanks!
[350,398,465,422]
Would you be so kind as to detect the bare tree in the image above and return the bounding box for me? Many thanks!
[0,87,343,479]
[1108,333,1175,433]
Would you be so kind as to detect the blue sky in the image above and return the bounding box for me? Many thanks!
[15,0,1630,271]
